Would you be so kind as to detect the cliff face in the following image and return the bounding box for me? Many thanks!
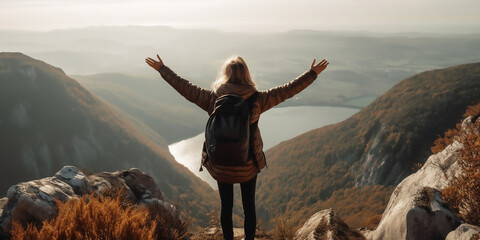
[293,114,480,240]
[0,53,217,227]
[353,63,480,186]
[256,62,480,227]
[368,114,480,240]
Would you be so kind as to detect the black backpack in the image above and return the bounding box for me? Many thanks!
[204,93,258,166]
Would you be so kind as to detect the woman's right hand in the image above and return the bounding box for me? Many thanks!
[310,59,329,75]
[145,54,164,71]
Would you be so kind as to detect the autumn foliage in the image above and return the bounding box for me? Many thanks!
[269,217,294,240]
[430,127,460,154]
[431,103,480,154]
[257,63,480,230]
[10,190,189,240]
[431,101,480,225]
[441,103,480,226]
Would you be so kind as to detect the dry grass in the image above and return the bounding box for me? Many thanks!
[10,190,189,240]
[473,232,480,240]
[206,209,221,228]
[269,217,294,240]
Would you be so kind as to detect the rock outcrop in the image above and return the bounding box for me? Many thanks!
[0,166,175,238]
[367,143,461,239]
[446,224,480,240]
[367,117,480,240]
[294,209,365,240]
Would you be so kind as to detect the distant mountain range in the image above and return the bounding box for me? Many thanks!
[0,53,216,227]
[2,26,479,110]
[256,62,480,228]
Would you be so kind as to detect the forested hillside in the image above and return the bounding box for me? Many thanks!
[256,62,480,228]
[74,73,206,144]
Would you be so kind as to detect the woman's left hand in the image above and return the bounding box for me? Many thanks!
[145,54,164,71]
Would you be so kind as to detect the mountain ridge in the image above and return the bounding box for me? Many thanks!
[256,62,480,228]
[73,72,206,144]
[0,52,217,227]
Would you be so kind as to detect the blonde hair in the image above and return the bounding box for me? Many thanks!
[212,55,256,92]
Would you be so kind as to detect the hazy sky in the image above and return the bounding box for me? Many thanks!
[1,0,479,33]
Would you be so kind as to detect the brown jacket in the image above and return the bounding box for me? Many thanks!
[158,66,318,183]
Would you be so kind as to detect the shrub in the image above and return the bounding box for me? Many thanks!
[147,202,190,240]
[431,127,460,154]
[431,102,480,154]
[269,217,294,240]
[441,103,480,226]
[10,191,189,240]
[206,209,221,228]
[442,122,480,225]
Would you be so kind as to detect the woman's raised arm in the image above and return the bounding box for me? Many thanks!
[145,54,215,113]
[257,58,329,112]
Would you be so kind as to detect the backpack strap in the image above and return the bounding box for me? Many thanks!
[246,92,258,113]
[247,92,259,168]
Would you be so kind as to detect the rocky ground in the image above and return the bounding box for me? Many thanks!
[0,166,176,239]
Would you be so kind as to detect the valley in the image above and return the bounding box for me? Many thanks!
[1,27,480,233]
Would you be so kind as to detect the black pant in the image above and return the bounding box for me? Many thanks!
[217,176,257,240]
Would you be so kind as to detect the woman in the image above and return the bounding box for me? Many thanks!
[146,55,328,240]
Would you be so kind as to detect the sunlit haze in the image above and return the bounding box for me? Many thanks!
[1,0,480,33]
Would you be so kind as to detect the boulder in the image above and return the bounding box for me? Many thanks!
[0,198,7,217]
[446,224,480,240]
[0,166,174,238]
[294,209,365,240]
[367,124,467,239]
[118,168,164,200]
[405,187,459,239]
